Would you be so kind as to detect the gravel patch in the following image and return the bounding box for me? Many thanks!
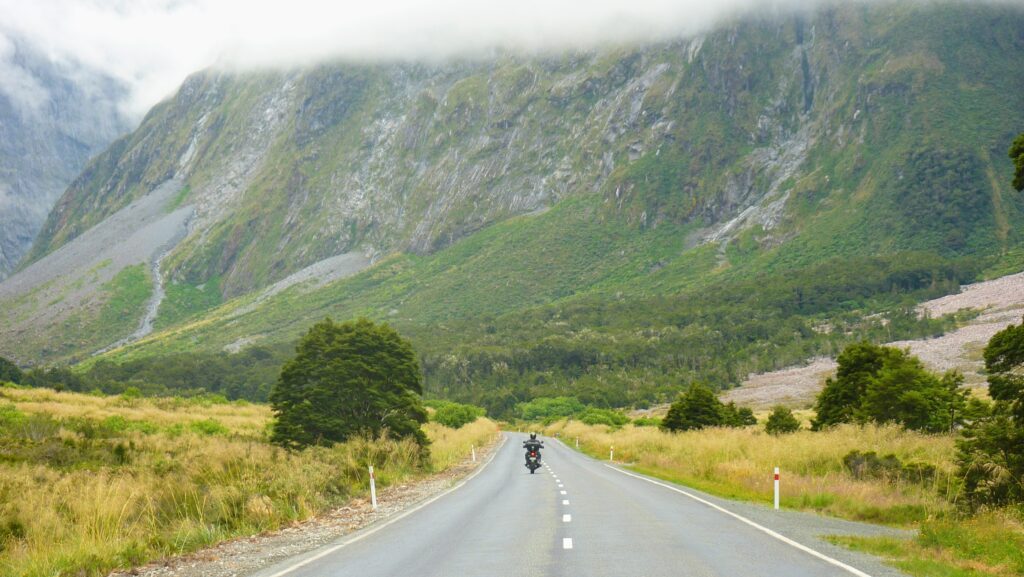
[109,437,503,577]
[725,272,1024,408]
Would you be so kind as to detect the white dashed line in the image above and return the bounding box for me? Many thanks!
[563,538,573,550]
[560,490,567,495]
[562,499,570,505]
[563,514,572,522]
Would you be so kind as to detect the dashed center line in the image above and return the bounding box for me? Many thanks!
[562,499,570,505]
[563,538,573,550]
[563,514,572,522]
[560,490,567,495]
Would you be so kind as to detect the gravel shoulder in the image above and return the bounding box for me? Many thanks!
[110,436,503,577]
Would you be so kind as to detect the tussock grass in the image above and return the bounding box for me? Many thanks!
[546,420,957,524]
[0,387,497,577]
[425,419,501,471]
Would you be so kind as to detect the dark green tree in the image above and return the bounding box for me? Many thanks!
[1010,132,1024,192]
[721,401,757,427]
[813,342,965,432]
[765,406,801,435]
[661,383,725,432]
[957,316,1024,506]
[0,356,23,384]
[270,318,428,450]
[812,342,901,429]
[429,401,485,429]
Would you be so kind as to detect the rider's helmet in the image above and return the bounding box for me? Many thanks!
[529,433,538,440]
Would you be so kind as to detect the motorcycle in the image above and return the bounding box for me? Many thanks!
[525,449,542,474]
[524,437,544,474]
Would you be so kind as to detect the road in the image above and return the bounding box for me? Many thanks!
[253,433,906,577]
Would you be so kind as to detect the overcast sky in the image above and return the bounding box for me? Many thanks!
[0,0,1020,120]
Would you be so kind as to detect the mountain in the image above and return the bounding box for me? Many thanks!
[1,2,1023,410]
[0,35,130,278]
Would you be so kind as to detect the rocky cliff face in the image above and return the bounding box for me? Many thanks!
[5,2,1024,363]
[0,36,130,278]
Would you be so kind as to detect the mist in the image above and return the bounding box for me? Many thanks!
[0,0,1020,120]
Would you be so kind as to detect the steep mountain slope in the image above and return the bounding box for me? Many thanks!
[0,35,130,278]
[3,2,1023,378]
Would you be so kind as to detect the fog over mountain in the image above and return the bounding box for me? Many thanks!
[0,34,130,278]
[9,0,1019,119]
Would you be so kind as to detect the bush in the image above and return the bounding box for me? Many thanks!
[515,396,585,421]
[632,416,662,427]
[957,316,1024,506]
[188,419,229,436]
[429,401,485,429]
[842,450,936,485]
[765,406,801,435]
[812,342,967,432]
[0,356,23,385]
[662,384,725,432]
[577,407,629,427]
[721,402,757,427]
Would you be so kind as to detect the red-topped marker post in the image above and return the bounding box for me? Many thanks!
[774,467,780,510]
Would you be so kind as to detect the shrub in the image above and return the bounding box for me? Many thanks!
[188,419,229,436]
[121,386,143,400]
[812,342,967,432]
[842,450,936,485]
[577,407,629,427]
[632,416,662,427]
[765,406,801,435]
[430,401,485,429]
[0,356,23,385]
[662,384,754,432]
[515,396,584,421]
[957,315,1024,506]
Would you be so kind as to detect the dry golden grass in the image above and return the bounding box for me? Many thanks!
[0,387,497,577]
[425,418,501,471]
[0,387,270,436]
[546,420,958,524]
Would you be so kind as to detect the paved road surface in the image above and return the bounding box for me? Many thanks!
[253,434,906,577]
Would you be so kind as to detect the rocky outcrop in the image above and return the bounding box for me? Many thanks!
[0,36,130,278]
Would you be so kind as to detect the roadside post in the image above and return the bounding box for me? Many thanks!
[575,437,579,449]
[610,445,614,462]
[471,445,477,463]
[774,467,780,510]
[369,466,378,510]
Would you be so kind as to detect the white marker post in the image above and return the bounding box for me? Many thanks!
[369,466,378,510]
[773,467,780,510]
[471,445,477,463]
[610,445,614,462]
[575,437,579,448]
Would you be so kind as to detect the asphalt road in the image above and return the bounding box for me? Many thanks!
[253,433,907,577]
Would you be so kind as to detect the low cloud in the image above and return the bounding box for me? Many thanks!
[0,0,1020,120]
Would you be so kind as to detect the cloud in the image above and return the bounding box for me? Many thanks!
[0,0,1020,120]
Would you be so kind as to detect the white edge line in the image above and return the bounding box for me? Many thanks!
[604,465,874,577]
[263,435,507,577]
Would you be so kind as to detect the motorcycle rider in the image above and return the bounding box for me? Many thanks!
[523,433,544,466]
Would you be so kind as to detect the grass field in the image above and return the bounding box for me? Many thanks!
[544,420,1024,577]
[0,385,498,577]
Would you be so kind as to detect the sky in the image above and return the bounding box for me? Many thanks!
[0,0,1020,120]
